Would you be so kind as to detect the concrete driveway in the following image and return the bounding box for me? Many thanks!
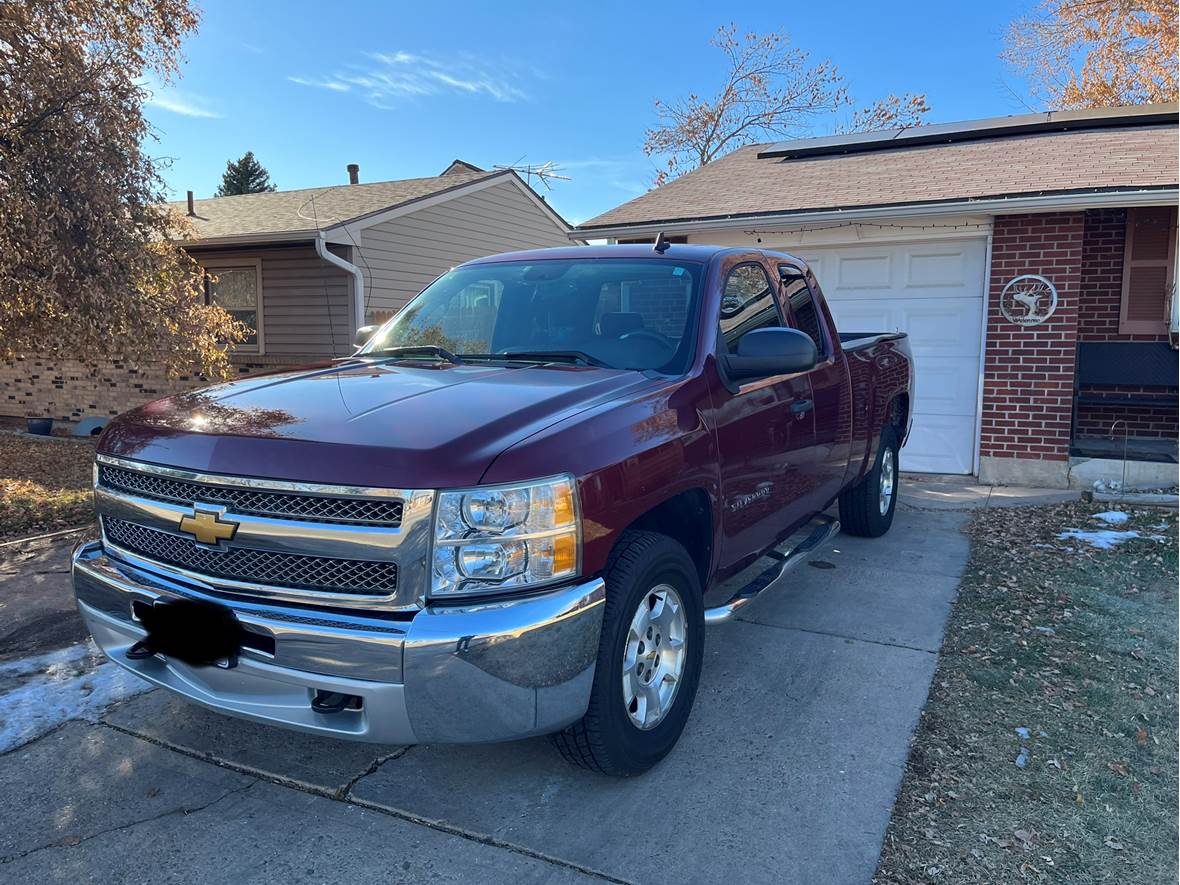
[0,506,970,885]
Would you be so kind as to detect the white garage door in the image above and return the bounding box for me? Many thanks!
[793,239,987,475]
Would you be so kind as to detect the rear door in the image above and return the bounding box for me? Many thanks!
[711,259,816,570]
[778,264,854,514]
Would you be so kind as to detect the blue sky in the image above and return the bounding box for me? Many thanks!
[145,0,1037,225]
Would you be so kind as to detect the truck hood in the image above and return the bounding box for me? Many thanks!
[99,359,657,488]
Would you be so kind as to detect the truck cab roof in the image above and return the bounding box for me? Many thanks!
[462,243,806,268]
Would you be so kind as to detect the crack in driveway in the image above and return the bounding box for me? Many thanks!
[96,722,632,883]
[0,780,259,865]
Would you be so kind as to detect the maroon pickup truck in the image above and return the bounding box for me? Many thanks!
[72,243,912,775]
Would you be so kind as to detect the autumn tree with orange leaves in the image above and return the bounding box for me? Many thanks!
[1004,0,1178,108]
[0,0,247,378]
[643,25,931,184]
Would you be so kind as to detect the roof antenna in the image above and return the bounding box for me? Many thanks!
[653,231,671,254]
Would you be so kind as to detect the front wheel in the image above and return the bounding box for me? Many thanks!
[839,427,900,537]
[550,531,704,776]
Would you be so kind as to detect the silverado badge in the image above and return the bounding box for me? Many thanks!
[178,506,239,546]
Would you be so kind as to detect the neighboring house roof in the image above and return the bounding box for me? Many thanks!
[577,103,1179,235]
[440,159,485,175]
[174,165,570,246]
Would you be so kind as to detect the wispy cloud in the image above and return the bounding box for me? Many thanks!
[141,78,221,118]
[558,157,653,197]
[287,75,351,92]
[290,50,532,108]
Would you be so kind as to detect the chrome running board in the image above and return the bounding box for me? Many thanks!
[703,514,841,625]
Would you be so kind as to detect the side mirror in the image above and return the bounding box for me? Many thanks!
[721,327,818,381]
[353,324,380,349]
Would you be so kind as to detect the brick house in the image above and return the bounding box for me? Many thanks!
[2,161,572,424]
[574,104,1178,488]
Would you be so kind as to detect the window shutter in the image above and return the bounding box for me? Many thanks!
[1120,207,1177,334]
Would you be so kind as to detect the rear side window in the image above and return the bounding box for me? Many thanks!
[719,263,781,353]
[779,266,826,356]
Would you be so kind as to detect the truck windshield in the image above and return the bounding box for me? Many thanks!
[360,258,704,373]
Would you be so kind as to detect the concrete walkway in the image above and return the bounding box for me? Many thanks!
[899,472,1082,511]
[0,504,977,885]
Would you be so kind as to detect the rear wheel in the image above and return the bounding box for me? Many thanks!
[550,531,704,776]
[839,426,900,537]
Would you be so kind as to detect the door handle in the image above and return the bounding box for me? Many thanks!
[789,398,814,415]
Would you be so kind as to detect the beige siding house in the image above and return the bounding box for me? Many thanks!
[2,162,574,423]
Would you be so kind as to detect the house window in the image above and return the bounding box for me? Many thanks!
[203,261,263,351]
[1120,207,1177,335]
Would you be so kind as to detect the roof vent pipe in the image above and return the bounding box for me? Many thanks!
[347,164,359,185]
[186,190,195,216]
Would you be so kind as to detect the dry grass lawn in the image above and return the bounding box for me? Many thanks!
[875,500,1178,884]
[0,433,95,540]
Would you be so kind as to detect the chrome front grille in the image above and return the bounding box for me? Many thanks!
[98,464,403,527]
[93,455,435,611]
[104,517,399,597]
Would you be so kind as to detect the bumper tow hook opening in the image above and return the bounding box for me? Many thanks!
[311,690,361,714]
[125,639,156,660]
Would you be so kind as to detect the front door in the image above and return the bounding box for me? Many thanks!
[711,259,817,574]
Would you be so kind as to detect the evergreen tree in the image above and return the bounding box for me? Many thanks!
[215,151,276,196]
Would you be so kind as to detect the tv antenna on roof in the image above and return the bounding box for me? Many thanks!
[492,159,570,190]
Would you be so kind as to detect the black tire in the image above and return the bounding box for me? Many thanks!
[550,530,704,776]
[839,426,900,537]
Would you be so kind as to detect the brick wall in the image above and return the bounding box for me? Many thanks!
[980,213,1085,469]
[1074,208,1176,438]
[0,354,308,423]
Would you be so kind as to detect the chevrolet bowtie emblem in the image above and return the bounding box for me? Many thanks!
[178,507,239,546]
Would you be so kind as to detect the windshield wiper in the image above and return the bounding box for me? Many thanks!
[460,350,608,368]
[374,345,461,363]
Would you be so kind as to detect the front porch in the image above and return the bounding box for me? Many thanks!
[1070,339,1178,488]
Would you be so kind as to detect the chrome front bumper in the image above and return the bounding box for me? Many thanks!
[72,540,605,744]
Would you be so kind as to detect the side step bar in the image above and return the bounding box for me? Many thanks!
[703,514,841,625]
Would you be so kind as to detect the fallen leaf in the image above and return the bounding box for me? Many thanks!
[146,787,160,798]
[1014,829,1038,849]
[1135,729,1148,746]
[60,835,81,846]
[1107,762,1129,777]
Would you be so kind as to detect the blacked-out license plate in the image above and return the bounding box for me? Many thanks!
[138,598,242,667]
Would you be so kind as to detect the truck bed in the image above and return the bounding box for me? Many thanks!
[839,331,909,352]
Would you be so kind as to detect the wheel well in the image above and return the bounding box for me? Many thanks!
[623,489,712,588]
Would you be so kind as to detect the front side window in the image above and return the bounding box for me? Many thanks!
[362,259,704,373]
[205,265,261,350]
[719,263,781,353]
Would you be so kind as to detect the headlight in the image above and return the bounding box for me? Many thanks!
[431,475,580,599]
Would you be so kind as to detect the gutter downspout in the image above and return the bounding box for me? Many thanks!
[315,232,365,342]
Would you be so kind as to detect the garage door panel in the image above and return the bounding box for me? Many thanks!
[911,356,979,416]
[901,414,976,475]
[835,253,892,289]
[796,238,987,475]
[897,303,982,357]
[826,301,981,361]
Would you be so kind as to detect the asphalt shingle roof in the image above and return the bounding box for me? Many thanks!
[578,123,1179,231]
[171,169,504,242]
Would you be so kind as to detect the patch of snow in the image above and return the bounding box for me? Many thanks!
[0,641,153,754]
[1091,511,1129,525]
[1057,528,1141,550]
